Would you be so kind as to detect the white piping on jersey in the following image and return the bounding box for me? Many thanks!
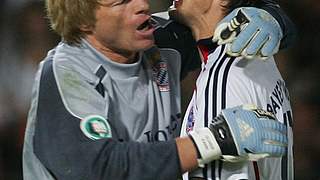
[151,11,173,30]
[152,11,170,20]
[23,51,58,180]
[52,54,83,120]
[25,60,45,135]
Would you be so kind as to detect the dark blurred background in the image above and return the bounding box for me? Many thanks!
[0,0,319,179]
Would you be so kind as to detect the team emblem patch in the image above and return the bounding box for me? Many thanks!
[153,61,170,92]
[80,115,112,140]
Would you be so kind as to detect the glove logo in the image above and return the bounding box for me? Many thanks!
[80,115,112,140]
[218,128,226,139]
[236,118,254,141]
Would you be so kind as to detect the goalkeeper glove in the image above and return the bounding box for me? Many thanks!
[189,105,287,167]
[213,7,283,60]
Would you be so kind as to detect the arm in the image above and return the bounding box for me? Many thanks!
[32,57,287,179]
[33,59,192,179]
[165,0,296,60]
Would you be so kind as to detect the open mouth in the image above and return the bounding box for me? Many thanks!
[137,18,156,32]
[173,0,183,8]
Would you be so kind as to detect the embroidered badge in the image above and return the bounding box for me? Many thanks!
[153,60,170,92]
[80,115,112,140]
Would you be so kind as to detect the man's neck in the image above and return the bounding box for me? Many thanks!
[189,5,225,41]
[85,36,138,64]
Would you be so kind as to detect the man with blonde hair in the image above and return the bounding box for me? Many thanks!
[23,0,294,179]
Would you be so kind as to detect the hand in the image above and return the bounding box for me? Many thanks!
[213,7,283,60]
[189,105,287,166]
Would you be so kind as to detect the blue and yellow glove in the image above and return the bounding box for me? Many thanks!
[213,7,283,60]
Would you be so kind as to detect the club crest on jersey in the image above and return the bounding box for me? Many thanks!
[186,107,195,133]
[80,115,112,140]
[153,60,170,92]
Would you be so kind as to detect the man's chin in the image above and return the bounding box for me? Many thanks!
[138,39,155,51]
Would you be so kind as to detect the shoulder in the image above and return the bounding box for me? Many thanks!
[49,42,101,84]
[38,44,108,119]
[225,55,283,96]
[231,56,281,80]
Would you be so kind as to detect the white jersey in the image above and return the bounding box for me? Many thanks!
[181,44,294,180]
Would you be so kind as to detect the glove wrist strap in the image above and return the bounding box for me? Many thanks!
[189,128,222,167]
[210,114,239,156]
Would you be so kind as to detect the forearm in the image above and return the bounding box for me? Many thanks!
[36,134,185,179]
[176,137,199,172]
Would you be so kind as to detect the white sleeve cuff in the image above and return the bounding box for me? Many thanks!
[189,128,222,167]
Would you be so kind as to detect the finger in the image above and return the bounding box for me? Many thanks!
[213,22,233,43]
[256,55,269,61]
[226,43,241,57]
[229,23,258,55]
[262,144,287,156]
[263,131,288,145]
[261,120,287,134]
[260,35,280,57]
[244,31,269,57]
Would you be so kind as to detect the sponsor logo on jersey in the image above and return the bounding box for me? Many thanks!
[153,60,170,92]
[80,115,112,140]
[144,113,181,142]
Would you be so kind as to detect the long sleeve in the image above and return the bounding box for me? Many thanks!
[253,0,297,49]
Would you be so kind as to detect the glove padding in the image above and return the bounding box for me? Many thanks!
[213,7,283,60]
[189,105,287,167]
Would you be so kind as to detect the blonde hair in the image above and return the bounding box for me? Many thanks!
[45,0,100,44]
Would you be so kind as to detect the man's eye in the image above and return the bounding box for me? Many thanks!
[98,0,128,6]
[113,0,129,6]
